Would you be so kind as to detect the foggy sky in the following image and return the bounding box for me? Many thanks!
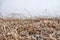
[0,0,60,17]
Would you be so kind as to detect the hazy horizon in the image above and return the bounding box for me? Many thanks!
[0,0,60,17]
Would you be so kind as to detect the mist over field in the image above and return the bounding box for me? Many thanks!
[0,0,60,17]
[0,0,60,40]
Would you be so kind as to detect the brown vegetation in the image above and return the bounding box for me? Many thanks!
[0,17,60,40]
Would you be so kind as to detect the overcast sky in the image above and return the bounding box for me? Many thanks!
[0,0,60,17]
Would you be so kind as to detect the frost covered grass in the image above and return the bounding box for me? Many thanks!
[0,17,60,40]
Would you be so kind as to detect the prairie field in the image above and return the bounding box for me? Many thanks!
[0,17,60,40]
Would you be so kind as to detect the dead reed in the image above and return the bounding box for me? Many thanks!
[0,17,60,40]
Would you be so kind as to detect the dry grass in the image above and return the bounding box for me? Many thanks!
[0,17,60,40]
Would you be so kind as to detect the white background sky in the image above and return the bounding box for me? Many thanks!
[0,0,60,17]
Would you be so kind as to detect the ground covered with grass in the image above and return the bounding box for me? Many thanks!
[0,17,60,40]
